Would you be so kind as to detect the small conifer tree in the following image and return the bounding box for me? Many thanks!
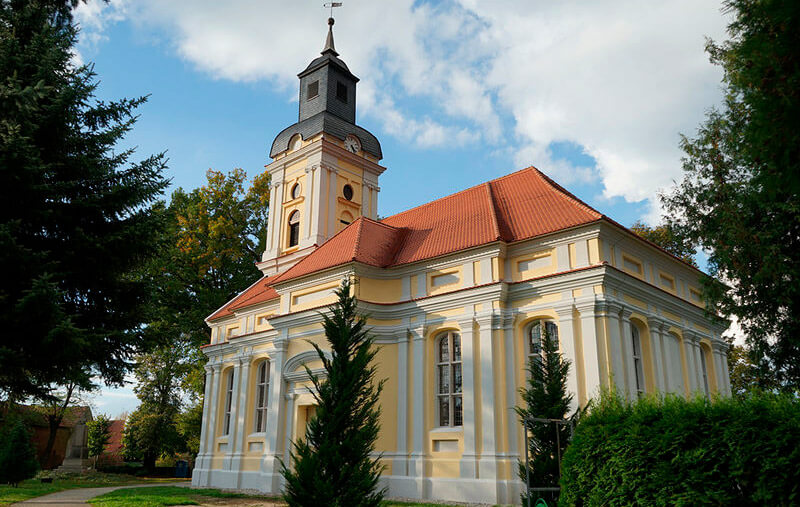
[516,322,574,505]
[0,420,38,486]
[281,279,386,507]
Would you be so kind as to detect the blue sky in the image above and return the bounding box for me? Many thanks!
[74,1,729,417]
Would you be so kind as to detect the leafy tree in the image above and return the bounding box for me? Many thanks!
[281,280,386,507]
[0,0,169,401]
[87,413,112,469]
[515,323,574,506]
[124,343,191,471]
[728,343,779,397]
[630,221,697,267]
[661,0,800,391]
[129,168,270,464]
[0,420,38,486]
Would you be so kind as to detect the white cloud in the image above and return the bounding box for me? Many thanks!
[76,0,730,220]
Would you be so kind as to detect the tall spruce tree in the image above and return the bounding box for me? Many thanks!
[0,0,168,401]
[516,323,574,506]
[281,279,386,507]
[661,0,800,391]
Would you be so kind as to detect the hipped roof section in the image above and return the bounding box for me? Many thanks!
[208,167,606,322]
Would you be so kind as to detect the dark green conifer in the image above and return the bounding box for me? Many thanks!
[516,322,574,505]
[0,420,38,486]
[281,279,386,507]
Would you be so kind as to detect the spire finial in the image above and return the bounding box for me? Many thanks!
[322,3,342,56]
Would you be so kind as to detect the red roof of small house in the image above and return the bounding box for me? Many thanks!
[105,419,125,456]
[208,167,605,322]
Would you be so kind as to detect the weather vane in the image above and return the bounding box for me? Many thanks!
[323,2,343,19]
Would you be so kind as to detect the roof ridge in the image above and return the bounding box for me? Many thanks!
[529,167,603,218]
[360,216,400,232]
[351,217,366,261]
[384,166,536,222]
[483,182,502,241]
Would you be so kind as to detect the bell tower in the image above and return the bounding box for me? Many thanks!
[258,17,386,277]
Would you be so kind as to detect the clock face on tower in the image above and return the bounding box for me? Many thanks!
[344,135,361,154]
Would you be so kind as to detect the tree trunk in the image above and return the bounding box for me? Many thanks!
[40,415,63,469]
[143,452,157,473]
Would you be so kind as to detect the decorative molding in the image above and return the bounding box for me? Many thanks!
[282,350,332,379]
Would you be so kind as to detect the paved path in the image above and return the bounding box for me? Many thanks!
[12,482,189,507]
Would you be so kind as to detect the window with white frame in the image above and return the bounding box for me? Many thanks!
[254,360,270,433]
[699,347,710,398]
[223,369,235,435]
[436,331,462,427]
[528,320,559,365]
[631,326,645,398]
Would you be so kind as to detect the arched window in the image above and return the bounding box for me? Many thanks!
[254,360,270,432]
[436,331,462,427]
[287,210,300,247]
[631,326,645,398]
[339,210,353,227]
[222,369,235,435]
[528,320,559,365]
[699,346,710,398]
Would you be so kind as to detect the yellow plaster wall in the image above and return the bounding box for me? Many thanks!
[510,292,561,308]
[358,277,402,304]
[374,344,398,455]
[510,249,556,282]
[289,281,340,312]
[427,266,463,296]
[588,238,600,264]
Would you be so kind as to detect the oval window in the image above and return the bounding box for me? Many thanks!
[343,184,354,201]
[291,183,301,200]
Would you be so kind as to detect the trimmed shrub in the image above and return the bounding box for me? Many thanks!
[559,391,800,506]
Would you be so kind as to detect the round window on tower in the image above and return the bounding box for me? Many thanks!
[291,183,301,200]
[342,184,354,201]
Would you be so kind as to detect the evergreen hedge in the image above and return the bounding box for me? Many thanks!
[559,391,800,506]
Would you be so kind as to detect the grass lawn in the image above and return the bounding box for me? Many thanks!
[90,486,461,507]
[0,473,182,506]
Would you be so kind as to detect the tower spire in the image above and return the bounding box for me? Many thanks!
[322,16,338,56]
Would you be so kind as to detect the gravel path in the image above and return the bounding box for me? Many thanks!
[11,482,189,506]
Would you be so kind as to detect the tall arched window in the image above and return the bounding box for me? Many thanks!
[699,346,710,398]
[222,369,235,435]
[254,360,270,432]
[631,326,645,398]
[528,320,559,365]
[287,210,300,247]
[436,331,462,427]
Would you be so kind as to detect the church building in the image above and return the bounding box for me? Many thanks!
[192,18,731,505]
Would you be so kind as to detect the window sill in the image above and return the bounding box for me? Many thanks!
[429,426,463,434]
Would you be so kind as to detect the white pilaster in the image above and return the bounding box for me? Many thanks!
[311,163,326,246]
[303,166,314,241]
[458,317,478,479]
[648,317,668,393]
[394,332,409,476]
[231,354,252,475]
[554,303,580,413]
[262,341,288,493]
[408,326,425,493]
[475,313,497,479]
[575,299,602,402]
[609,304,630,397]
[502,314,518,470]
[720,342,732,395]
[196,365,215,470]
[620,308,644,400]
[682,331,698,394]
[326,166,338,237]
[223,363,242,470]
[282,392,297,469]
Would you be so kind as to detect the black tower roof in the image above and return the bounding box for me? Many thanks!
[270,18,382,159]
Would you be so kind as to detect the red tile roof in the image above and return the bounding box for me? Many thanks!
[206,274,280,321]
[209,167,603,321]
